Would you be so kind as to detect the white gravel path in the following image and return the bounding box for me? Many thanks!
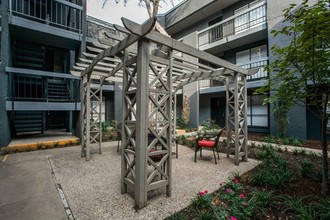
[46,142,259,220]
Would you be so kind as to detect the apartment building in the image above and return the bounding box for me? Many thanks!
[0,0,86,147]
[160,0,323,140]
[0,0,326,147]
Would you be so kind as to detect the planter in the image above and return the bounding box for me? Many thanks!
[176,129,186,135]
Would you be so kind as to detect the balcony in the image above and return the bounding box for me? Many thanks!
[198,1,267,53]
[9,0,83,33]
[199,58,268,89]
[6,67,80,106]
[239,58,268,80]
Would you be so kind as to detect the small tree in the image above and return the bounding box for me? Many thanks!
[182,95,190,126]
[266,94,293,138]
[257,0,330,194]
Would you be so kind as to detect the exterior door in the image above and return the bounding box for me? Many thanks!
[211,97,226,128]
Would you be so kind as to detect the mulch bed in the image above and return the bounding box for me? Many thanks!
[172,133,330,219]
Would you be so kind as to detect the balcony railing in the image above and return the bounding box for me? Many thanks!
[7,68,80,102]
[198,1,266,47]
[9,0,83,33]
[199,59,268,89]
[238,58,268,80]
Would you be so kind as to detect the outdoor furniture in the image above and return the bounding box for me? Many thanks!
[148,134,176,161]
[148,137,179,161]
[195,128,224,164]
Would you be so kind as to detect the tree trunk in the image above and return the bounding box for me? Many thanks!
[144,0,171,37]
[321,95,329,195]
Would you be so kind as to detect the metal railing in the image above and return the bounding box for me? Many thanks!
[199,59,268,89]
[238,58,268,80]
[199,80,211,88]
[9,0,83,33]
[8,68,80,102]
[198,1,266,47]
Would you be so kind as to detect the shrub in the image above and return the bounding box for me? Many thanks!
[217,178,255,220]
[299,160,314,178]
[201,119,220,130]
[313,199,330,219]
[176,117,186,129]
[193,189,212,209]
[167,212,187,220]
[283,196,316,220]
[257,144,277,159]
[251,149,292,189]
[259,135,303,147]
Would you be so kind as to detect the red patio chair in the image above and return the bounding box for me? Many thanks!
[195,128,224,164]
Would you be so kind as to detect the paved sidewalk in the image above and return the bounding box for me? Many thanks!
[0,151,67,220]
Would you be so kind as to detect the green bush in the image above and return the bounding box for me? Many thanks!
[251,190,274,215]
[201,119,220,130]
[176,117,186,129]
[217,178,255,220]
[299,160,314,178]
[259,135,303,147]
[192,189,212,209]
[251,149,292,189]
[313,199,330,219]
[283,196,316,220]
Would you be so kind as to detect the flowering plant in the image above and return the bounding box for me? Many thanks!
[218,178,254,219]
[193,189,212,209]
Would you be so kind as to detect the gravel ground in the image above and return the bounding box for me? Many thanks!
[46,142,259,220]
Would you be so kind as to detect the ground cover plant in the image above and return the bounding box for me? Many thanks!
[167,144,330,219]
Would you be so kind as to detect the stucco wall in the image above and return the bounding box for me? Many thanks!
[0,1,12,147]
[182,32,199,128]
[267,0,317,139]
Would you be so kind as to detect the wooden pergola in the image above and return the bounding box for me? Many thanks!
[71,17,257,208]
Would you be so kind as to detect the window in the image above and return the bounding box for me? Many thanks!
[236,45,267,64]
[247,94,268,127]
[208,16,223,43]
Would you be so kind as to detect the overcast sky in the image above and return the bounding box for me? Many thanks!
[87,0,184,25]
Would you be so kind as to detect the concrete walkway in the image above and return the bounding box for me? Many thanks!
[0,151,68,220]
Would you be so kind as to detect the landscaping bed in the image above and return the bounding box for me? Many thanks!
[167,141,330,220]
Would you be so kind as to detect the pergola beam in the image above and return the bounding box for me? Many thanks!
[121,18,249,75]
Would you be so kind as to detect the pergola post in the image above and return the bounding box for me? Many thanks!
[81,74,91,160]
[80,73,103,161]
[226,73,248,165]
[135,39,149,208]
[166,48,173,197]
[121,40,173,208]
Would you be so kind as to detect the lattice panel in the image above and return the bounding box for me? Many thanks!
[226,73,248,165]
[80,74,103,161]
[122,54,138,191]
[90,86,102,153]
[146,58,171,190]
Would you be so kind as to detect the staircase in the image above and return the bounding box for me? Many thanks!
[14,111,43,135]
[47,78,72,102]
[14,42,44,70]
